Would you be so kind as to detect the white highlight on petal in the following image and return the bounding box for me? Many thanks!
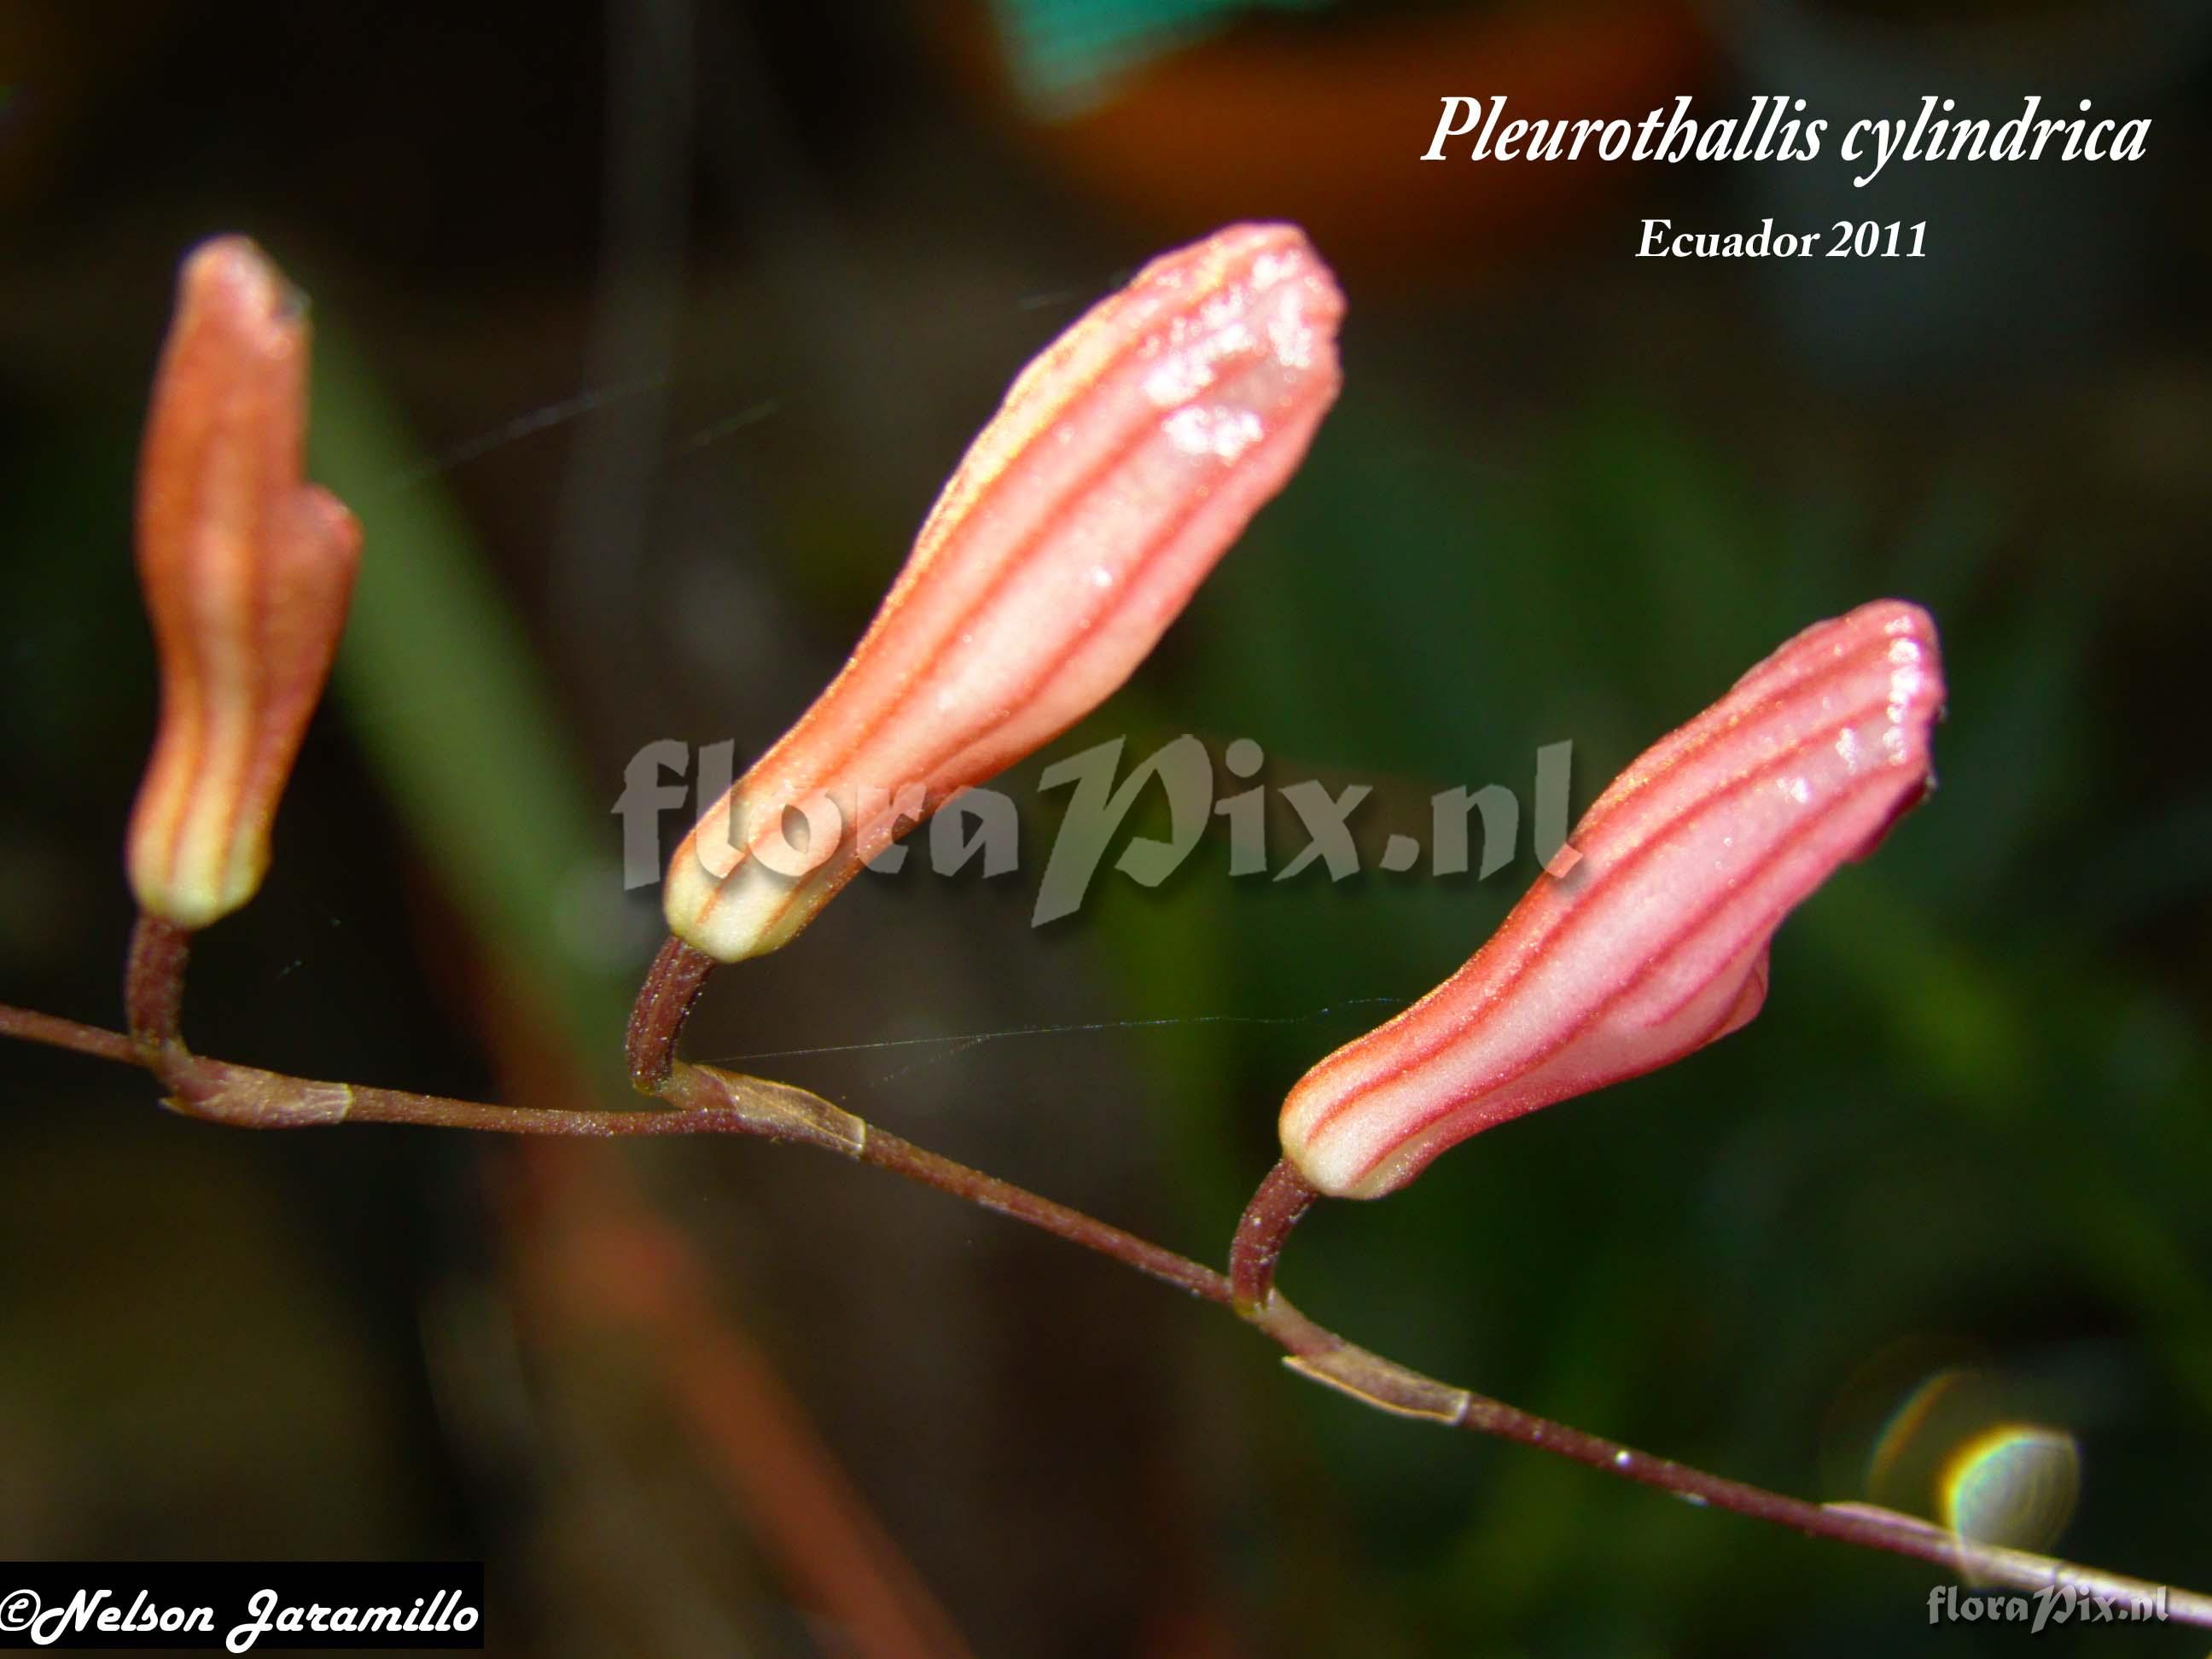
[1163,404,1265,462]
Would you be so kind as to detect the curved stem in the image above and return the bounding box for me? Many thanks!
[3,995,2208,1629]
[1230,1157,1318,1315]
[625,933,716,1092]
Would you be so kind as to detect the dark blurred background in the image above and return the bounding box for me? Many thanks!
[3,2,2209,1653]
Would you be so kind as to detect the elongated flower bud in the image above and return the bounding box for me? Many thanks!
[126,237,362,930]
[1281,600,1946,1200]
[666,223,1344,963]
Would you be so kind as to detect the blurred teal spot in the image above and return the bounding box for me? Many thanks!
[990,0,1320,113]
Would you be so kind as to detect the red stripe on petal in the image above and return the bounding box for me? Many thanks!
[667,224,1343,963]
[1282,600,1944,1199]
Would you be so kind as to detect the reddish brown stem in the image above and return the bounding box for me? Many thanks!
[0,1003,142,1066]
[859,1127,1231,1307]
[1243,1301,2205,1618]
[4,995,2209,1628]
[1230,1157,1318,1314]
[124,912,191,1056]
[625,933,716,1092]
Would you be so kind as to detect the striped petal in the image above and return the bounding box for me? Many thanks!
[1281,600,1946,1199]
[126,237,362,930]
[666,222,1344,963]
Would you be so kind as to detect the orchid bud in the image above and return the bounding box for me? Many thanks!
[665,222,1344,963]
[1280,600,1946,1200]
[125,237,362,931]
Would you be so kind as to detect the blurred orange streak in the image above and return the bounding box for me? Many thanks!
[935,1,1714,282]
[476,975,972,1659]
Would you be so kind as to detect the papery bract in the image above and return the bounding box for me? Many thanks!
[665,222,1344,963]
[1280,600,1946,1200]
[126,236,362,930]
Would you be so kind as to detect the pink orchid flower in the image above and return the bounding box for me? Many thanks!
[127,237,362,931]
[665,223,1344,963]
[1280,599,1946,1200]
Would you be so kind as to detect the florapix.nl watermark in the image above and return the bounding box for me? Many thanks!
[614,735,1580,925]
[1925,1581,2169,1633]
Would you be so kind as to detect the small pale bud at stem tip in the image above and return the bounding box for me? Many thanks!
[125,236,362,931]
[663,223,1345,963]
[1280,599,1947,1200]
